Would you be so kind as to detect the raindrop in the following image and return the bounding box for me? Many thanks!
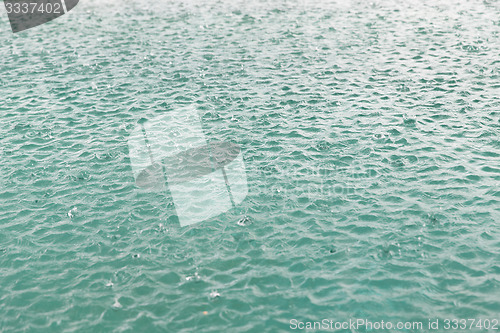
[112,298,122,309]
[237,216,252,226]
[68,207,77,218]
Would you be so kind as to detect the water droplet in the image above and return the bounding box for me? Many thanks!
[237,216,252,226]
[186,272,201,281]
[210,290,220,298]
[68,207,77,218]
[112,298,122,309]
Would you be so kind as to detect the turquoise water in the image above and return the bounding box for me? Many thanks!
[1,0,499,331]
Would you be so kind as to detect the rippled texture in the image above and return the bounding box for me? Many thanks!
[0,0,499,331]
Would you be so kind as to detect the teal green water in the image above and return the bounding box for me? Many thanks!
[1,0,499,331]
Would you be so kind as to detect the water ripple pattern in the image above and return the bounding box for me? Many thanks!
[0,0,499,331]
